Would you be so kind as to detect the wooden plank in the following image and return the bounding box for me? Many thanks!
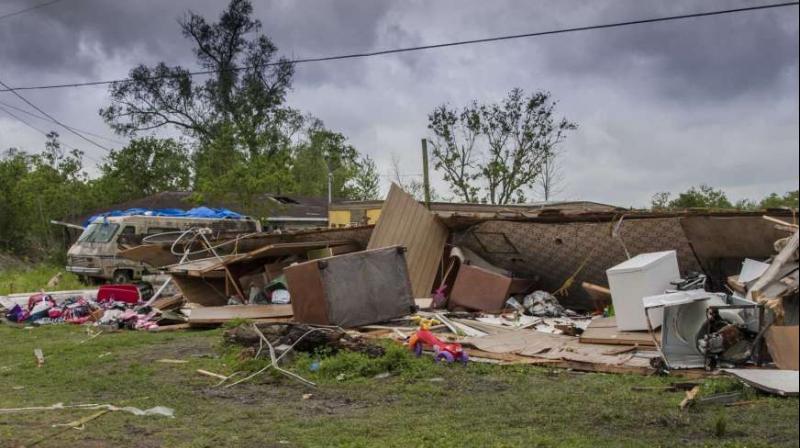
[118,244,178,267]
[579,316,657,347]
[367,184,448,298]
[167,257,235,276]
[187,304,293,325]
[150,294,185,311]
[148,323,191,332]
[748,231,799,305]
[464,348,560,364]
[201,240,357,273]
[582,281,612,312]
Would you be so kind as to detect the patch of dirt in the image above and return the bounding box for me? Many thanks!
[122,423,162,447]
[200,376,371,416]
[137,337,217,363]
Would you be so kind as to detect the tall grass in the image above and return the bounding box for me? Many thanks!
[0,265,85,295]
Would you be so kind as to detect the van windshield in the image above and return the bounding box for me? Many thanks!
[77,223,120,243]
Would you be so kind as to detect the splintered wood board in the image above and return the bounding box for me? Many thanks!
[579,316,657,347]
[187,304,294,325]
[367,183,448,298]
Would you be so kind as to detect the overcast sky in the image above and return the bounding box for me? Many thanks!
[1,0,797,207]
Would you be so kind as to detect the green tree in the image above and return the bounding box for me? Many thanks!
[650,192,672,211]
[668,185,733,209]
[291,127,358,198]
[192,122,295,215]
[96,137,191,203]
[349,155,381,201]
[0,149,32,252]
[100,0,294,158]
[759,190,799,209]
[428,88,576,204]
[1,133,98,259]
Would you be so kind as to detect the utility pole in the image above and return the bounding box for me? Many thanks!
[421,138,431,209]
[327,170,333,204]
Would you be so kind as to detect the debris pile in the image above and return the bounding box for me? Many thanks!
[224,322,385,358]
[2,185,797,396]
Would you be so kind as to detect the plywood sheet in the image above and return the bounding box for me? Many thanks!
[368,184,448,298]
[723,369,799,396]
[119,244,179,267]
[187,304,293,325]
[463,330,654,373]
[766,326,799,370]
[580,316,658,347]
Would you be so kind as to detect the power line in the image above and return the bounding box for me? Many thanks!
[0,1,797,93]
[0,0,67,21]
[0,99,126,145]
[0,77,112,152]
[0,103,103,165]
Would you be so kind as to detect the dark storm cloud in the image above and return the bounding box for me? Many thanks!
[535,0,799,100]
[0,0,797,206]
[0,0,196,77]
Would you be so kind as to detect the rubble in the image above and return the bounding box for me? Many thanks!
[522,290,569,317]
[1,190,797,394]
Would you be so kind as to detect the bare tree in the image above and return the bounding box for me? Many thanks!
[538,150,566,201]
[389,154,437,201]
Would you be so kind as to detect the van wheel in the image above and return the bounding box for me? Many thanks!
[112,270,132,284]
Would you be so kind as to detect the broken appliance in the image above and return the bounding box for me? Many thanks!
[643,290,762,370]
[606,250,681,331]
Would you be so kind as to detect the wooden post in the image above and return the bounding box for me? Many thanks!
[421,138,431,209]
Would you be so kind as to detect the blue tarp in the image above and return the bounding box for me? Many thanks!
[84,207,245,227]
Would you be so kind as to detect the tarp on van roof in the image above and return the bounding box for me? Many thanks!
[84,207,245,226]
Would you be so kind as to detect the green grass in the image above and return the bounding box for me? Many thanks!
[0,325,797,447]
[0,265,85,295]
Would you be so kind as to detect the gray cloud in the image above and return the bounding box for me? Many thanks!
[0,0,797,207]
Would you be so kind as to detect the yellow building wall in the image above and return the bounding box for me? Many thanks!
[366,208,382,225]
[328,210,351,228]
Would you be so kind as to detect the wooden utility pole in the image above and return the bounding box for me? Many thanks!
[421,138,431,209]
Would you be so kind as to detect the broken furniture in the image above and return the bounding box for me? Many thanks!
[166,240,359,305]
[285,245,416,327]
[444,247,533,312]
[606,250,680,331]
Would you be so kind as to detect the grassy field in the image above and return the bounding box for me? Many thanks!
[0,265,84,296]
[0,324,797,448]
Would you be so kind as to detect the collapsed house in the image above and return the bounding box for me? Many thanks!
[3,184,797,395]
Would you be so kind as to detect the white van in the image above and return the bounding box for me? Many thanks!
[67,214,260,283]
